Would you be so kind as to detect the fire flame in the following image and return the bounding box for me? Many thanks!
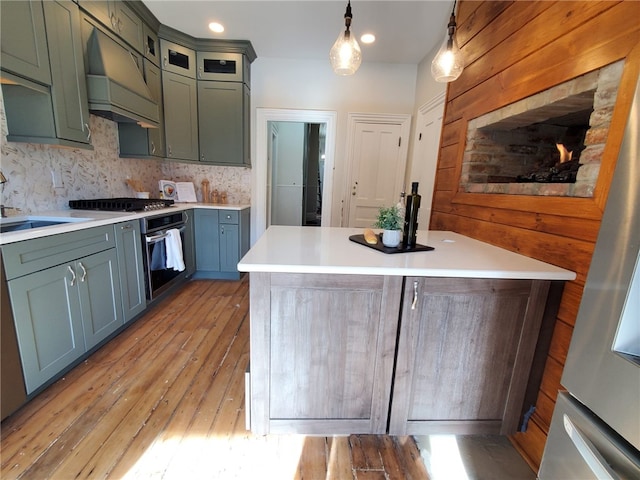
[556,143,573,163]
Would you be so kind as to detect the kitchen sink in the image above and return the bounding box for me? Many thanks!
[0,216,93,233]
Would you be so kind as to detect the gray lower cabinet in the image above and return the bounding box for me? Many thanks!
[6,249,123,394]
[163,70,198,161]
[198,81,250,166]
[194,208,249,279]
[114,220,146,322]
[194,209,220,272]
[247,273,552,435]
[0,0,51,86]
[2,225,123,394]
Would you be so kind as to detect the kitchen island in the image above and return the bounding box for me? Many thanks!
[238,226,576,436]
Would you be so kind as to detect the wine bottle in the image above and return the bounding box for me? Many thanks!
[402,182,421,248]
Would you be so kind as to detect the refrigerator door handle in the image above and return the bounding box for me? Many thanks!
[563,414,620,480]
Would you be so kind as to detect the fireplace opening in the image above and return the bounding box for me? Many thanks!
[460,61,623,197]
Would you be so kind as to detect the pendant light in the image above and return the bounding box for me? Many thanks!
[329,0,362,76]
[431,0,464,82]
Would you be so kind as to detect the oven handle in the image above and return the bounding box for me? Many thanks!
[145,225,186,244]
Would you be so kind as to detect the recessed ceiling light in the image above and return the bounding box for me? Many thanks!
[361,33,375,44]
[209,22,224,33]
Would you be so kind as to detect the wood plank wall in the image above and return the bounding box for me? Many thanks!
[429,0,640,471]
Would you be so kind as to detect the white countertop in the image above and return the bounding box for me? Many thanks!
[0,203,250,245]
[238,226,576,280]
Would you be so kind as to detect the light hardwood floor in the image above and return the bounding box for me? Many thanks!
[1,276,429,479]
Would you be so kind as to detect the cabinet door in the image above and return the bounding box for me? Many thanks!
[77,249,123,350]
[194,209,220,272]
[111,2,143,53]
[144,60,165,157]
[163,70,198,161]
[196,52,244,82]
[389,277,548,436]
[249,273,402,435]
[142,22,159,65]
[160,39,195,78]
[114,221,146,322]
[0,0,51,85]
[7,263,85,394]
[198,81,247,165]
[43,0,91,145]
[219,223,239,272]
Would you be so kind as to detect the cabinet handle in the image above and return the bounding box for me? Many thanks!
[78,262,87,283]
[110,13,118,30]
[168,145,172,157]
[85,123,91,141]
[201,154,205,161]
[121,224,133,230]
[198,67,203,79]
[163,56,168,68]
[411,280,419,310]
[68,265,76,287]
[151,141,156,154]
[221,226,225,235]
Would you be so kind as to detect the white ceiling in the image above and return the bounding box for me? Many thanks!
[142,1,453,65]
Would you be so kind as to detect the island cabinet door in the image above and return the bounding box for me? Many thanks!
[388,277,550,436]
[249,272,403,435]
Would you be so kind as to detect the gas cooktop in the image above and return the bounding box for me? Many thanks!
[69,198,174,212]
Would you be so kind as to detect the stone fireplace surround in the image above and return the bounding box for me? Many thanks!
[460,61,624,197]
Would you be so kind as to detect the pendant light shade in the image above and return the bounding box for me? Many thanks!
[330,1,361,76]
[431,1,464,82]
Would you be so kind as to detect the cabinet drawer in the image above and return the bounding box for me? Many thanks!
[196,52,245,82]
[219,210,239,224]
[2,225,115,280]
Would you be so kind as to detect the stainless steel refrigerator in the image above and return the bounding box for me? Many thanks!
[538,74,640,479]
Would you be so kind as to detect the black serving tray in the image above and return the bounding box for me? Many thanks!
[349,234,434,254]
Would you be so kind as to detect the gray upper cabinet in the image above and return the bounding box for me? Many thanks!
[0,0,51,86]
[142,22,160,66]
[118,59,165,158]
[198,81,250,166]
[160,39,196,78]
[1,0,91,149]
[111,1,144,53]
[43,0,92,145]
[78,0,143,53]
[196,52,245,83]
[163,70,198,161]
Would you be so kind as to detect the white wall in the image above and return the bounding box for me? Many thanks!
[251,57,418,227]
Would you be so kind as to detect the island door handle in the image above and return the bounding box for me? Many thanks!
[411,280,419,310]
[68,265,76,287]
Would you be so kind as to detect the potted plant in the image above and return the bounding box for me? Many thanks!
[374,205,403,247]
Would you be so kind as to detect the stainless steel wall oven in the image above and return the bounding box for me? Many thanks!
[140,210,188,301]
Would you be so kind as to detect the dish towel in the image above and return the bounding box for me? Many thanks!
[165,229,185,272]
[150,239,166,270]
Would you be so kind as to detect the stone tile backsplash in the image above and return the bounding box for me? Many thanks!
[0,91,251,214]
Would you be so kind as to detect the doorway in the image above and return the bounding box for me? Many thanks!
[254,109,337,242]
[269,122,325,227]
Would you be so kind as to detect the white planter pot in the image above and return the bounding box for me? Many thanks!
[382,229,401,247]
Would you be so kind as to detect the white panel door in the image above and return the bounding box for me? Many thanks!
[409,94,445,229]
[347,119,409,228]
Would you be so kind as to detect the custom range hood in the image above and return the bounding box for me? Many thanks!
[85,28,159,128]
